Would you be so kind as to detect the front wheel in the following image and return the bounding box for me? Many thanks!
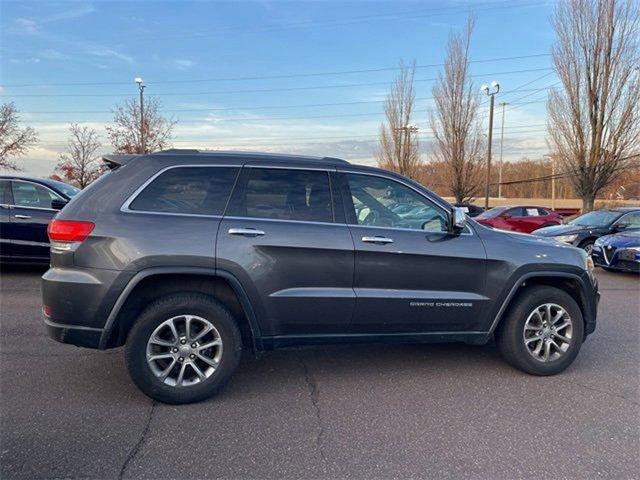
[579,239,595,255]
[125,293,242,404]
[496,286,584,376]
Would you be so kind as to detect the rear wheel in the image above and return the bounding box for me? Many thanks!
[496,286,584,375]
[125,293,242,404]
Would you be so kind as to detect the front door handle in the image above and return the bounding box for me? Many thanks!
[362,236,393,244]
[14,214,32,220]
[228,227,265,237]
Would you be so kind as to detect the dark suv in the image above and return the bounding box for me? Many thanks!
[42,150,599,404]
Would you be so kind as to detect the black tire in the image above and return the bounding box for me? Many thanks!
[578,239,595,255]
[125,292,242,404]
[495,285,584,376]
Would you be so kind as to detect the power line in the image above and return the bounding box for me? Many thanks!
[1,54,551,88]
[3,68,554,98]
[38,127,551,147]
[21,100,548,124]
[20,87,552,116]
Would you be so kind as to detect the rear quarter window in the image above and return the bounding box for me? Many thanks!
[128,167,239,215]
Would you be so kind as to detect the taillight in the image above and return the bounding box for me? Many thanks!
[47,219,95,243]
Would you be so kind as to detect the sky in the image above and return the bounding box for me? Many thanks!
[0,0,558,177]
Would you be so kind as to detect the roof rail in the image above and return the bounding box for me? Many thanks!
[155,149,201,154]
[321,156,350,165]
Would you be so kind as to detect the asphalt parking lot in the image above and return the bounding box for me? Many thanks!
[1,266,638,479]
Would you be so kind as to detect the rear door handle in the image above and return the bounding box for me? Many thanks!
[228,227,265,237]
[14,214,32,220]
[362,236,393,244]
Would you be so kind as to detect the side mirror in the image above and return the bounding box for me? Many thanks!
[450,207,467,233]
[501,212,512,219]
[51,198,68,210]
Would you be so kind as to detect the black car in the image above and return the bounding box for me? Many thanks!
[42,150,598,404]
[0,176,79,263]
[532,207,640,254]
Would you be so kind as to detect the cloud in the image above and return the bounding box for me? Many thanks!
[39,49,69,60]
[84,45,133,63]
[9,57,41,64]
[12,18,40,35]
[174,59,196,69]
[41,3,95,23]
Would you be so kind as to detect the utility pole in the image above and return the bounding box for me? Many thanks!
[481,81,500,210]
[498,102,508,198]
[393,125,419,177]
[543,154,555,209]
[135,77,146,154]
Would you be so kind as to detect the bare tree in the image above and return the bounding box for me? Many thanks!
[0,102,38,170]
[429,17,485,204]
[55,124,104,188]
[106,97,176,154]
[548,0,640,212]
[376,61,422,178]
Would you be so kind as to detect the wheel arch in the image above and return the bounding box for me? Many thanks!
[99,267,262,351]
[488,271,590,337]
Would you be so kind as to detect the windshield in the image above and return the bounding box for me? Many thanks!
[569,210,620,227]
[476,206,507,219]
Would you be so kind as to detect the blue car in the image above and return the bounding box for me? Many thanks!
[592,230,640,273]
[0,175,79,263]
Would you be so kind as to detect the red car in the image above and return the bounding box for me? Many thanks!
[475,205,563,233]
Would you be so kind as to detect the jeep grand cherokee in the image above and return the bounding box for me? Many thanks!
[42,150,599,404]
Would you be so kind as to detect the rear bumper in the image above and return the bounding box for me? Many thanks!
[41,267,133,349]
[44,317,104,349]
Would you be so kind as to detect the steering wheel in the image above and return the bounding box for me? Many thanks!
[363,210,393,227]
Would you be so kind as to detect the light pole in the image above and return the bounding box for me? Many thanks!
[481,81,500,210]
[498,102,508,199]
[135,77,146,154]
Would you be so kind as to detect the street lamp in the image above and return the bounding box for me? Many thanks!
[481,81,500,210]
[135,77,146,153]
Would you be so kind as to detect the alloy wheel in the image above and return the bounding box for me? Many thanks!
[523,303,573,363]
[146,315,223,387]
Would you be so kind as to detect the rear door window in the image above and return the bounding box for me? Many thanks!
[0,180,12,204]
[128,167,239,215]
[508,207,526,217]
[11,181,61,209]
[228,168,334,223]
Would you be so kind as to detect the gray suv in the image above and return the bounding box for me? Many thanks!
[42,150,599,404]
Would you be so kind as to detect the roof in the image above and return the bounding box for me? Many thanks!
[103,149,350,169]
[609,206,640,212]
[0,175,77,197]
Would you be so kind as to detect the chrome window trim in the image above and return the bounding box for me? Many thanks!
[222,215,345,228]
[8,179,64,211]
[347,222,474,236]
[120,164,240,216]
[339,169,473,236]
